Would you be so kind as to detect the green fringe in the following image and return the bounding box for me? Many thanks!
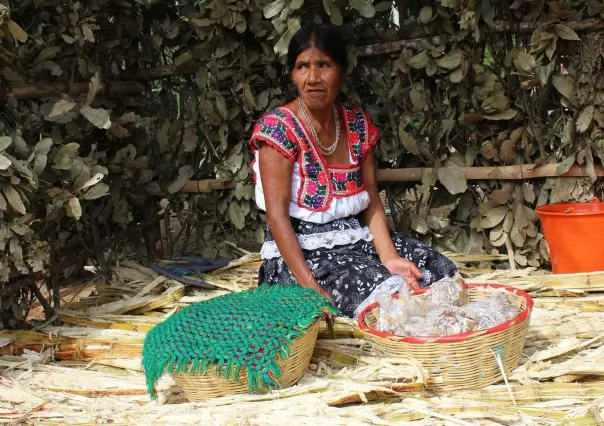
[141,284,338,399]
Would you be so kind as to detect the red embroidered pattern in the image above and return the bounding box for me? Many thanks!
[249,105,379,211]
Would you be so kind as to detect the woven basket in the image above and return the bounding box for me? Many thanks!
[357,284,533,392]
[172,320,320,402]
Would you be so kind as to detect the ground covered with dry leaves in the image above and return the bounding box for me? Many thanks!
[2,254,604,425]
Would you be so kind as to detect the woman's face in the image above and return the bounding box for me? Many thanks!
[291,47,343,111]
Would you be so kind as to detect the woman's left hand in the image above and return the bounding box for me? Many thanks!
[382,256,423,291]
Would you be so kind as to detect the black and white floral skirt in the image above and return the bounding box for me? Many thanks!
[258,215,457,319]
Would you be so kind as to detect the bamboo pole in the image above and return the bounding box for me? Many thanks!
[178,164,604,193]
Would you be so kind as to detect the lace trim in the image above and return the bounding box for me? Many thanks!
[260,227,374,260]
[353,275,406,320]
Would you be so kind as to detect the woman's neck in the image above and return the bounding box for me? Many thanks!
[301,102,335,132]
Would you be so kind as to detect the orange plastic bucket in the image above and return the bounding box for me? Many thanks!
[536,197,604,274]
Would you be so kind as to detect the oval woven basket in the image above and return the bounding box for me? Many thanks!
[172,320,320,402]
[357,283,533,392]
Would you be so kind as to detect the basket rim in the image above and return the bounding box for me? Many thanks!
[356,283,534,344]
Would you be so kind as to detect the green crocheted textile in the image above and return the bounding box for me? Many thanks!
[142,284,337,399]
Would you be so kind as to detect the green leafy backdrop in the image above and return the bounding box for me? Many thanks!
[0,0,603,326]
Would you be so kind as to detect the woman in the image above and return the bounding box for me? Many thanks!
[249,23,457,319]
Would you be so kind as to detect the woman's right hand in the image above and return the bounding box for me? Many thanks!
[304,278,334,306]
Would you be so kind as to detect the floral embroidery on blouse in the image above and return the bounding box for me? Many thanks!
[330,166,364,197]
[249,105,379,211]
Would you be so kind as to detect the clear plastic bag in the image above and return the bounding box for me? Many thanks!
[426,307,469,336]
[487,288,519,321]
[375,293,408,334]
[397,317,439,337]
[427,277,464,308]
[463,301,507,331]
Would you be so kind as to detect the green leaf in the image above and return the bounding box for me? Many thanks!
[489,190,511,205]
[35,138,53,155]
[33,154,47,176]
[398,128,420,156]
[8,20,28,43]
[513,52,536,73]
[576,105,594,134]
[437,161,467,195]
[481,0,495,27]
[329,3,343,25]
[228,202,245,230]
[482,109,517,120]
[552,75,575,102]
[0,136,12,152]
[82,183,110,200]
[554,24,581,41]
[375,1,393,12]
[419,6,433,24]
[407,50,430,69]
[480,206,509,228]
[3,184,26,215]
[0,154,11,170]
[168,165,194,194]
[350,0,375,18]
[287,18,301,34]
[481,94,508,112]
[450,66,465,83]
[54,143,80,162]
[437,52,463,70]
[48,99,77,118]
[263,1,285,19]
[556,155,575,175]
[78,173,104,192]
[289,0,304,10]
[80,106,111,129]
[86,72,101,106]
[68,197,82,220]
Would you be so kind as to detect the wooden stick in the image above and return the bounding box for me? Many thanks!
[113,20,604,83]
[376,164,604,182]
[178,164,604,193]
[354,18,604,57]
[0,81,145,101]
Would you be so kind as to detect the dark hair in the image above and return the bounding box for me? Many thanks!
[287,23,348,71]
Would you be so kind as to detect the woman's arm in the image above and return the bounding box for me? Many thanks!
[361,150,423,289]
[258,144,333,302]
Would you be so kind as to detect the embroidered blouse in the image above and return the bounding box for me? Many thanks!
[249,105,379,224]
